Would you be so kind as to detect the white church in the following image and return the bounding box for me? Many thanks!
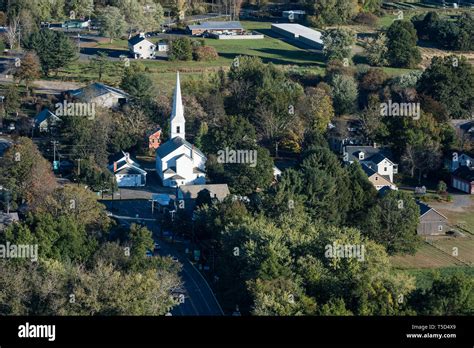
[156,72,207,187]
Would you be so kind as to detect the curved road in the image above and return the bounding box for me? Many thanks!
[102,200,223,316]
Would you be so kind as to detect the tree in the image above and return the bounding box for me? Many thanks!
[386,20,421,68]
[193,45,218,61]
[417,56,474,119]
[329,74,358,115]
[401,140,442,183]
[0,257,181,315]
[38,184,111,231]
[346,162,378,223]
[97,6,127,43]
[0,137,58,211]
[87,51,110,82]
[24,29,77,76]
[365,33,388,67]
[120,68,155,103]
[173,0,187,22]
[65,0,94,19]
[169,37,193,61]
[5,14,20,49]
[297,87,334,133]
[358,95,388,141]
[322,28,355,61]
[306,0,358,27]
[409,273,474,315]
[361,190,421,255]
[4,84,20,116]
[128,223,155,271]
[118,0,165,35]
[13,51,41,97]
[437,180,447,194]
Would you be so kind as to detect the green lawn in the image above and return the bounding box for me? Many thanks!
[399,266,474,289]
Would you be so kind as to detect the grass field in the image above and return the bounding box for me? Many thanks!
[390,241,467,269]
[399,266,474,289]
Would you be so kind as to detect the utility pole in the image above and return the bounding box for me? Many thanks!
[76,158,82,186]
[51,140,58,163]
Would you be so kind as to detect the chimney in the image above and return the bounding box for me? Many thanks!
[191,144,194,160]
[113,161,117,172]
[373,142,377,148]
[139,32,145,38]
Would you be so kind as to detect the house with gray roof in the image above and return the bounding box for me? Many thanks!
[177,184,230,213]
[0,212,19,232]
[0,138,11,157]
[34,109,61,132]
[69,83,129,109]
[344,145,398,184]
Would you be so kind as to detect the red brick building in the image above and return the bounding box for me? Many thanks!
[148,129,162,150]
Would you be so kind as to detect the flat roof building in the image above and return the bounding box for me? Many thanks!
[187,21,244,35]
[271,23,323,49]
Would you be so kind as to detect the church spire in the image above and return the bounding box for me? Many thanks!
[170,72,185,140]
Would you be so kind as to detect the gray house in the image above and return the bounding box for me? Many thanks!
[416,201,448,236]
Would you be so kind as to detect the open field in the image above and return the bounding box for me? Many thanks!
[390,241,468,269]
[399,266,474,289]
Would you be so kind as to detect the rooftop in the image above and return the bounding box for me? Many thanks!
[271,23,323,44]
[453,166,474,181]
[156,136,205,159]
[188,21,244,31]
[178,184,230,201]
[70,83,129,101]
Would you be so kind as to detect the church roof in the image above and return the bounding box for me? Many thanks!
[156,136,205,159]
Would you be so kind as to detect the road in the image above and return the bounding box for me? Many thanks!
[102,199,223,316]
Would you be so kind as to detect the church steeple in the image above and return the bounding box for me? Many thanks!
[170,72,185,140]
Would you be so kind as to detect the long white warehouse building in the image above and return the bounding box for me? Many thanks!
[271,23,324,49]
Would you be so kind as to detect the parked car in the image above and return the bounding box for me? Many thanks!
[154,242,161,251]
[146,250,153,257]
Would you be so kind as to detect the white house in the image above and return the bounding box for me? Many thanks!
[109,151,147,187]
[128,33,156,59]
[344,145,398,185]
[69,83,129,109]
[156,72,206,188]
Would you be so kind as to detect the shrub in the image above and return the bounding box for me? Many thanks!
[353,12,378,26]
[193,45,219,61]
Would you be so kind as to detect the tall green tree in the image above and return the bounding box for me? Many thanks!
[97,6,127,43]
[322,28,355,61]
[24,29,77,76]
[386,20,421,68]
[417,55,474,119]
[361,190,421,255]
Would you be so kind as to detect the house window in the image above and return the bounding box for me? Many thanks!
[139,46,142,49]
[438,225,443,232]
[375,177,378,181]
[384,167,387,172]
[176,126,180,134]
